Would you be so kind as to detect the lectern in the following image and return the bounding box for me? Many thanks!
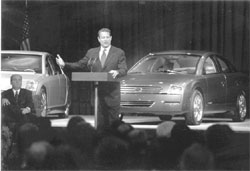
[71,72,117,128]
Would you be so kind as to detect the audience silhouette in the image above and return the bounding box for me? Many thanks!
[1,115,249,170]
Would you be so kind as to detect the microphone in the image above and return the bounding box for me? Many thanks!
[87,57,97,72]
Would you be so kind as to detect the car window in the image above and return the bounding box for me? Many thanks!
[46,56,62,75]
[1,53,42,73]
[129,54,200,74]
[46,56,56,75]
[203,57,217,74]
[129,57,157,73]
[216,57,230,73]
[216,56,237,73]
[50,56,62,75]
[45,59,53,75]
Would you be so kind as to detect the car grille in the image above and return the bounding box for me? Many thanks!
[121,101,154,107]
[121,86,162,94]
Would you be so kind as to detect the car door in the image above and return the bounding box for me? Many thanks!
[50,56,68,106]
[44,56,61,107]
[215,56,242,107]
[203,56,227,111]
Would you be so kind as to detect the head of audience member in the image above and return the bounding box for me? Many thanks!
[127,129,149,169]
[94,136,129,170]
[109,120,134,141]
[66,116,86,133]
[189,129,206,145]
[156,121,176,138]
[128,129,148,150]
[205,124,234,152]
[168,122,196,165]
[67,121,98,155]
[53,144,80,170]
[35,117,55,142]
[179,143,215,170]
[110,119,125,130]
[36,117,51,128]
[147,122,182,170]
[16,122,39,156]
[24,141,55,170]
[171,122,193,146]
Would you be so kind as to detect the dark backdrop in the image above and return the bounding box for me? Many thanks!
[2,0,249,115]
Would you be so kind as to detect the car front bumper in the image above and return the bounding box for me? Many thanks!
[120,93,188,116]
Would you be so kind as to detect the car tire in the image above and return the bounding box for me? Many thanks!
[159,115,172,121]
[185,90,204,125]
[39,88,47,117]
[232,93,247,122]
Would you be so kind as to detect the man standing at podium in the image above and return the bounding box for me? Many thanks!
[56,28,127,131]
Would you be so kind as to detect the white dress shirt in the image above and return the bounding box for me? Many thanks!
[13,89,20,96]
[99,46,111,61]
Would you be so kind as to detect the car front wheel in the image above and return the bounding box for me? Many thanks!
[185,90,204,125]
[232,93,247,122]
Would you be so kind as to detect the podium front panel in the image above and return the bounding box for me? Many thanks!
[72,72,116,82]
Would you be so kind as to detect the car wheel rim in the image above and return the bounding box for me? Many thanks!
[193,94,203,122]
[41,91,47,117]
[238,95,246,119]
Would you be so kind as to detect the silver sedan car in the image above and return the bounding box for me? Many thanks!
[1,50,71,117]
[120,50,249,125]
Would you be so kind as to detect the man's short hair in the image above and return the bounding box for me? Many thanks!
[11,74,22,81]
[98,28,111,37]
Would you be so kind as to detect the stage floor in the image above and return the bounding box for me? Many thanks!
[50,115,250,133]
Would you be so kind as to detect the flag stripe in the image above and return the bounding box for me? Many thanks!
[20,5,31,51]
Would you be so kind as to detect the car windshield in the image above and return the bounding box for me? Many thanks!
[129,54,201,74]
[1,54,42,73]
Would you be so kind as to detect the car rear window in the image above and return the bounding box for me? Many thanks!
[1,54,42,73]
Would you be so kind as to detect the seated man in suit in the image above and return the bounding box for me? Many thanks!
[2,74,36,131]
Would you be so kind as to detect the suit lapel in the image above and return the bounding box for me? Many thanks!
[10,89,16,102]
[91,47,103,71]
[95,47,100,60]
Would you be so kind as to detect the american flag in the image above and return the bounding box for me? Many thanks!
[20,4,31,50]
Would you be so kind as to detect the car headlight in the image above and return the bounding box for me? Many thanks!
[25,80,38,91]
[167,84,183,95]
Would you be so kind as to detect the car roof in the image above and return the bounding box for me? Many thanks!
[148,50,218,56]
[1,50,50,56]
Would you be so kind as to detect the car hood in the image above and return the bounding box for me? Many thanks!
[120,72,196,85]
[1,72,42,91]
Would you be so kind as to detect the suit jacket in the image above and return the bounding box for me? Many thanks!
[65,46,128,107]
[65,45,127,76]
[2,88,35,123]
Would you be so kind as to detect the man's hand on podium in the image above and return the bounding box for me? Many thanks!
[109,70,119,79]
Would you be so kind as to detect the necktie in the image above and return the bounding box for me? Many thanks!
[15,91,18,103]
[101,49,107,67]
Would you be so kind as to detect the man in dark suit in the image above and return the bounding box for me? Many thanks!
[2,74,36,130]
[56,28,127,130]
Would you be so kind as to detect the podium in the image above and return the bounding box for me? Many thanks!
[72,72,117,128]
